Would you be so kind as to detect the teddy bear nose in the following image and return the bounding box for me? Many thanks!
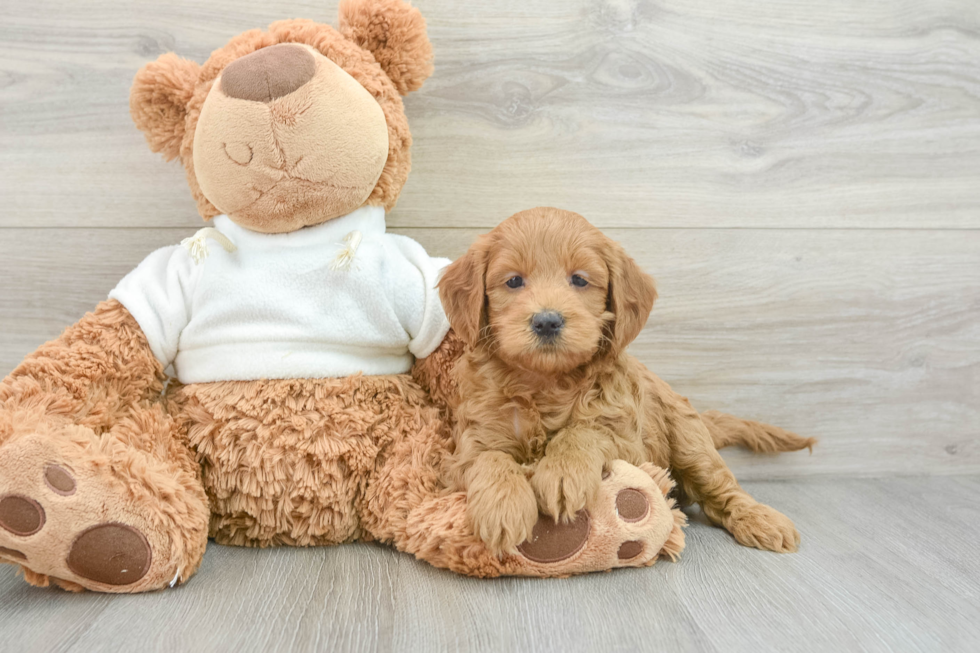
[220,43,316,103]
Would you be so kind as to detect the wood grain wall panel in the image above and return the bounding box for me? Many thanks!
[2,1,978,229]
[1,226,975,478]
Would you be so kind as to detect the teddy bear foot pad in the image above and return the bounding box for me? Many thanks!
[508,460,687,576]
[1,489,151,586]
[0,428,177,592]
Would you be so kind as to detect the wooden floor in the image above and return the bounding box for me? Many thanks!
[1,0,978,651]
[2,476,978,652]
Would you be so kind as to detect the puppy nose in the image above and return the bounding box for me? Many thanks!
[220,43,316,103]
[531,311,565,339]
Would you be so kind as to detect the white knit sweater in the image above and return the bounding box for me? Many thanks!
[109,206,450,384]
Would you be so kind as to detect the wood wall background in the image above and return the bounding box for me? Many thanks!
[1,0,978,481]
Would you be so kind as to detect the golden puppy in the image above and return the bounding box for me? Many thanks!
[439,207,814,556]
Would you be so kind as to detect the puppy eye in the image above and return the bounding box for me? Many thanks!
[571,274,589,288]
[505,276,525,289]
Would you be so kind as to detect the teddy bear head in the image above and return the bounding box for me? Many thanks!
[129,0,432,233]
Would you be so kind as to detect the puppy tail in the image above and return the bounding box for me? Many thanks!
[701,410,816,454]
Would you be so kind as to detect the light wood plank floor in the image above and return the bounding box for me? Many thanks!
[1,0,978,651]
[2,477,978,653]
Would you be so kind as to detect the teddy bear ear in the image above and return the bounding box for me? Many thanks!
[130,53,201,161]
[338,0,434,95]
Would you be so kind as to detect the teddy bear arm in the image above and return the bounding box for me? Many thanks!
[1,299,166,424]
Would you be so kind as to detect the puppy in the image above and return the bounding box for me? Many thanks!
[439,207,813,556]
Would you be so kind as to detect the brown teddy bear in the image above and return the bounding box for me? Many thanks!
[0,0,686,593]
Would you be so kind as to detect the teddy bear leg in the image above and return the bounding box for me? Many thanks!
[0,300,209,592]
[398,461,685,577]
[0,404,210,593]
[365,406,687,579]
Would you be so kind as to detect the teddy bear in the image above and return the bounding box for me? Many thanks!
[0,0,686,593]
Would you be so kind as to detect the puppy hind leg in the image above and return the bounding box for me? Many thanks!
[669,414,800,553]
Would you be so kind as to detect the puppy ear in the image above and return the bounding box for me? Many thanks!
[339,0,434,95]
[605,241,657,351]
[130,53,200,161]
[439,236,490,348]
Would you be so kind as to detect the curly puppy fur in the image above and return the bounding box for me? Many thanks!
[439,207,815,555]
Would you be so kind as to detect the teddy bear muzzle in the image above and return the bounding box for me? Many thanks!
[192,43,390,234]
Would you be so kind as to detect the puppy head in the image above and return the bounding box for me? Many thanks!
[440,207,657,375]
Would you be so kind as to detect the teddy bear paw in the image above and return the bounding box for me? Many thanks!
[513,460,687,575]
[0,422,180,592]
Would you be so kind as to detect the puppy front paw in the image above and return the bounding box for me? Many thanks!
[467,474,539,556]
[724,503,800,553]
[531,453,602,522]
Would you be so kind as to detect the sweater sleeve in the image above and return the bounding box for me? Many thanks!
[386,235,451,359]
[107,245,200,368]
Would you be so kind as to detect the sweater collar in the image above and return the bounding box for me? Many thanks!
[210,205,386,249]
